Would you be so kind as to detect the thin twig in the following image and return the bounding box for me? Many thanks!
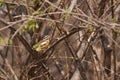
[68,0,77,12]
[0,18,28,31]
[5,59,18,80]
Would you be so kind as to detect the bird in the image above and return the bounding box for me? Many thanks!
[33,35,50,52]
[39,35,50,50]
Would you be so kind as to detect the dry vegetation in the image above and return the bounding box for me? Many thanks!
[0,0,120,80]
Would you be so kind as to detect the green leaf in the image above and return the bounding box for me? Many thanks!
[33,43,41,52]
[33,11,40,15]
[19,30,22,35]
[64,6,71,19]
[88,18,93,24]
[36,46,41,52]
[39,11,45,16]
[86,25,94,32]
[81,23,86,26]
[8,39,13,45]
[89,25,94,32]
[32,26,35,31]
[115,28,120,33]
[60,18,64,22]
[28,18,34,24]
[110,18,116,23]
[50,22,56,26]
[32,0,42,5]
[24,25,28,29]
[0,37,4,44]
[48,6,54,12]
[22,0,26,2]
[0,0,3,8]
[35,23,39,28]
[25,18,39,31]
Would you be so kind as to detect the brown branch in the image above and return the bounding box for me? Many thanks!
[38,26,87,80]
[5,59,18,80]
[5,3,13,21]
[68,0,77,12]
[0,17,36,58]
[98,0,109,17]
[0,18,28,31]
[39,27,85,59]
